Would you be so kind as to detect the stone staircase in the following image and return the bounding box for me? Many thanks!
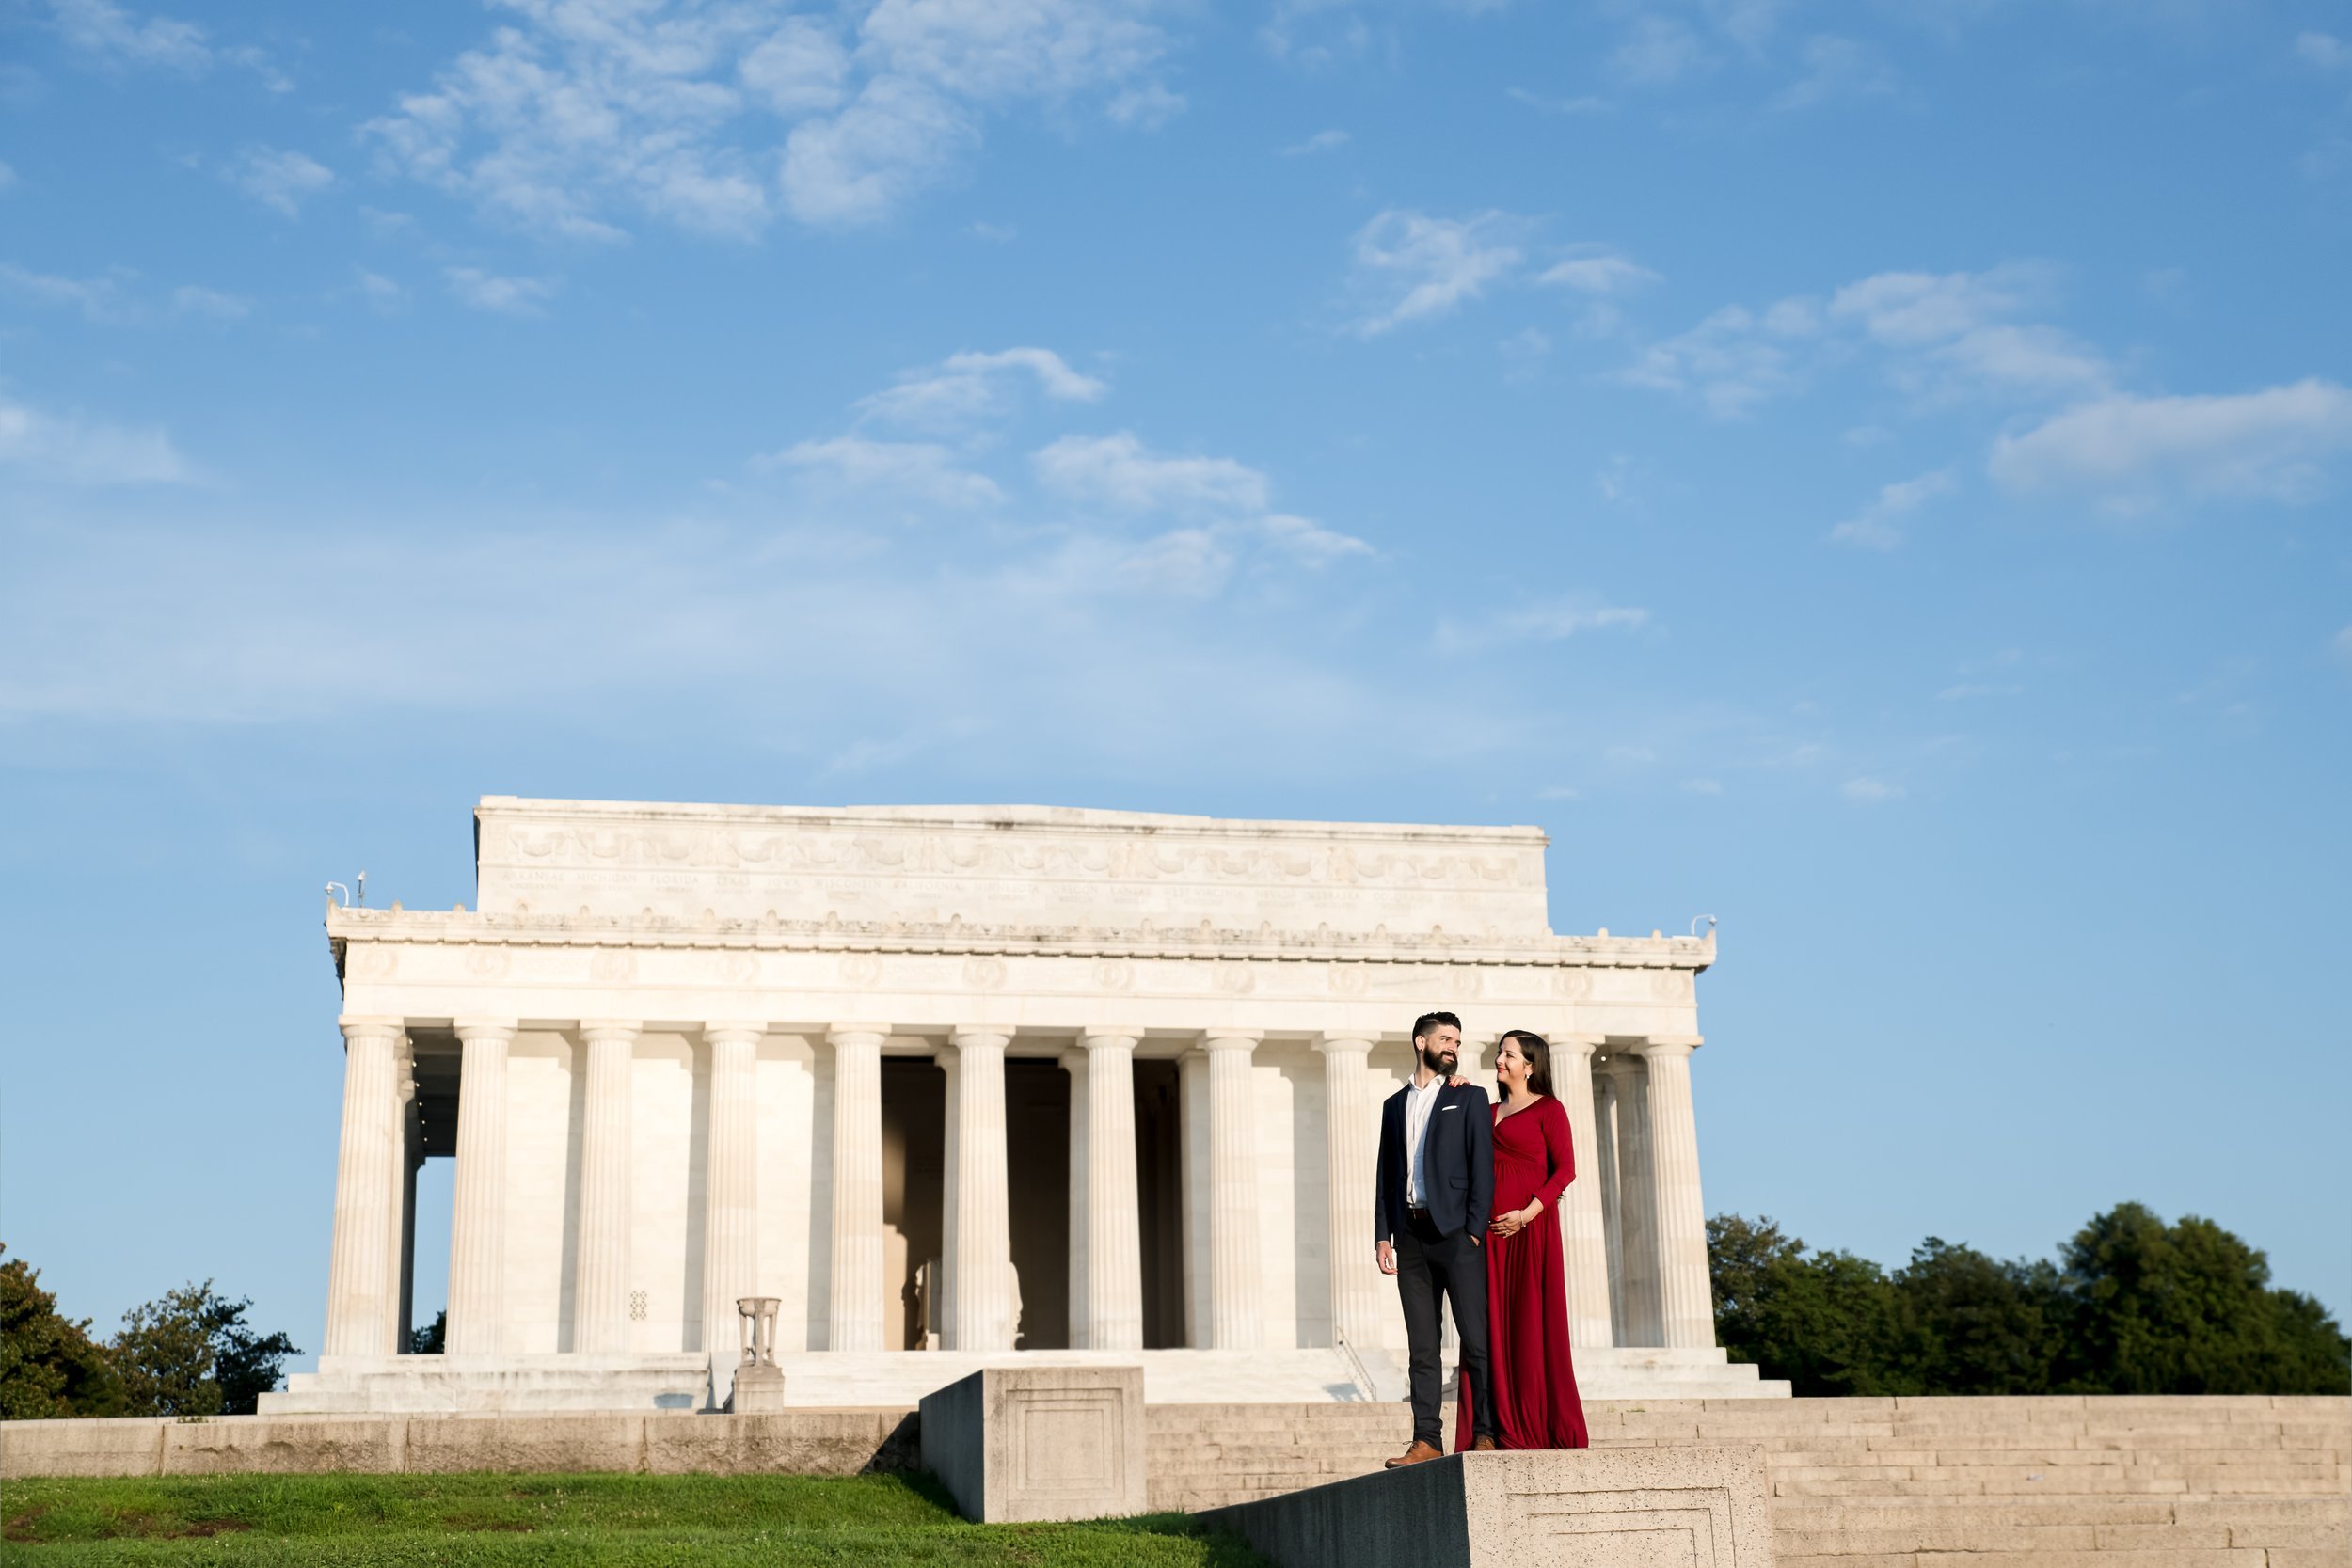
[1148,1395,2350,1566]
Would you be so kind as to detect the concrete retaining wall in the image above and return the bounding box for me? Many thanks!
[0,1409,919,1480]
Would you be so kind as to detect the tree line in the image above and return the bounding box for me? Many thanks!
[1709,1202,2349,1397]
[0,1245,300,1419]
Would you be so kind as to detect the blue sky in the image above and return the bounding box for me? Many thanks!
[3,0,2347,1362]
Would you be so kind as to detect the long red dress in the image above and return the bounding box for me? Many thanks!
[1454,1094,1590,1451]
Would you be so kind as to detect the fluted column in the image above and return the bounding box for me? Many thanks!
[1201,1031,1263,1350]
[446,1019,516,1357]
[1639,1037,1716,1349]
[394,1056,420,1354]
[1608,1053,1663,1346]
[324,1016,404,1359]
[826,1025,888,1351]
[702,1023,763,1379]
[945,1027,1015,1351]
[1063,1051,1090,1347]
[573,1020,641,1354]
[1079,1028,1144,1351]
[937,1047,959,1345]
[1555,1035,1615,1354]
[1312,1035,1381,1351]
[1593,1068,1626,1338]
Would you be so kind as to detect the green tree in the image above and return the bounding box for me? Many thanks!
[0,1244,124,1419]
[111,1282,303,1418]
[2056,1203,2350,1396]
[1891,1238,2064,1395]
[1708,1214,1912,1396]
[409,1309,446,1356]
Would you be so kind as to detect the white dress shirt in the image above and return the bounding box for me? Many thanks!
[1404,1074,1445,1207]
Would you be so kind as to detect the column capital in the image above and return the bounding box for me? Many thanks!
[826,1023,891,1046]
[946,1026,1013,1050]
[1079,1026,1144,1049]
[1311,1033,1375,1056]
[453,1017,518,1044]
[1199,1029,1263,1053]
[1556,1032,1607,1055]
[1635,1035,1703,1056]
[580,1019,643,1046]
[338,1014,405,1043]
[703,1022,767,1047]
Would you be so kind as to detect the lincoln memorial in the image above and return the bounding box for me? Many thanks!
[265,797,1780,1413]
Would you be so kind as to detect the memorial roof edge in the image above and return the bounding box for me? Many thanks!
[474,796,1549,847]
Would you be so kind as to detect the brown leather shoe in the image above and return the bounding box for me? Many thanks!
[1384,1439,1444,1469]
[1471,1435,1501,1451]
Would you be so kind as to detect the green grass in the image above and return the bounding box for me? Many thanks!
[0,1472,1269,1565]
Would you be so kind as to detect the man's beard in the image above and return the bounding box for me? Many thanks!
[1421,1045,1457,1076]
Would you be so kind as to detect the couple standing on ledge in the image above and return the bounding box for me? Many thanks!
[1374,1011,1589,1465]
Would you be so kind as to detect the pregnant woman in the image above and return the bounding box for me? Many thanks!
[1454,1028,1590,1450]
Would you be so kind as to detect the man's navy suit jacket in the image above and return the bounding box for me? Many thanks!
[1374,1078,1495,1244]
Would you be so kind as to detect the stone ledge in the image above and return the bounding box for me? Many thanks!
[1200,1445,1778,1568]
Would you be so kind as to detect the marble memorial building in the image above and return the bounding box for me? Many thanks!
[267,798,1780,1413]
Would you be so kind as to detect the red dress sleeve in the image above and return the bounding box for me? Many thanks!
[1534,1095,1574,1210]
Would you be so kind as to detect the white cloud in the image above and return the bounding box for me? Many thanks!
[0,394,192,484]
[757,436,1002,506]
[371,0,1179,239]
[1624,301,1818,417]
[1989,379,2352,514]
[1105,82,1184,129]
[1841,775,1903,803]
[356,270,406,311]
[856,347,1107,431]
[0,262,131,323]
[965,219,1016,243]
[1771,34,1896,110]
[170,284,249,319]
[1260,512,1373,563]
[1034,432,1271,514]
[443,266,559,315]
[1537,249,1660,295]
[49,0,211,73]
[2333,625,2352,663]
[1612,15,1704,85]
[2296,32,2349,71]
[1438,596,1647,653]
[1827,467,1955,550]
[0,161,16,190]
[1506,87,1608,115]
[1282,128,1349,155]
[1346,209,1524,336]
[1682,778,1724,796]
[228,147,333,216]
[1828,264,2107,394]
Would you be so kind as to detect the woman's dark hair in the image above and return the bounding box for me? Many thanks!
[1500,1029,1553,1099]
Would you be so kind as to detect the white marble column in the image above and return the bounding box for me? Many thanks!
[1201,1031,1263,1350]
[827,1025,888,1352]
[446,1019,516,1357]
[701,1023,763,1383]
[1592,1067,1626,1338]
[1078,1028,1144,1351]
[1608,1053,1663,1346]
[1639,1037,1716,1350]
[945,1027,1015,1351]
[325,1015,404,1359]
[1312,1034,1381,1352]
[394,1060,420,1354]
[936,1047,959,1346]
[1062,1051,1090,1348]
[572,1020,640,1354]
[1554,1034,1616,1355]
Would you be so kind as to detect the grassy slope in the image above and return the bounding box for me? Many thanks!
[0,1473,1268,1566]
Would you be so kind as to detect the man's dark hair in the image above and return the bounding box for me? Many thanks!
[1411,1011,1462,1044]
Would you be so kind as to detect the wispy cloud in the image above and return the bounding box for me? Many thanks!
[1536,249,1660,296]
[1841,775,1903,803]
[2296,32,2350,71]
[443,267,559,315]
[0,261,132,324]
[0,394,193,484]
[1989,379,2352,515]
[227,147,333,216]
[367,0,1181,238]
[170,284,249,320]
[1827,468,1955,550]
[47,0,286,87]
[1624,300,1819,417]
[1345,209,1525,336]
[856,347,1107,432]
[1034,432,1270,514]
[1282,128,1349,155]
[1436,595,1647,654]
[1771,34,1897,111]
[756,436,1002,506]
